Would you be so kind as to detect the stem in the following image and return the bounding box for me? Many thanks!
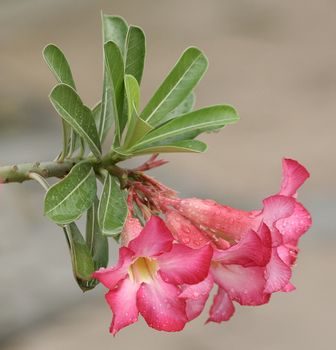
[0,160,76,184]
[0,153,126,185]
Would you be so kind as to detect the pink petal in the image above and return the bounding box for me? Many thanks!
[213,228,270,267]
[281,282,296,292]
[92,247,134,289]
[207,287,235,323]
[137,275,188,332]
[158,244,213,285]
[211,264,270,306]
[177,198,256,241]
[262,195,296,228]
[128,216,173,257]
[120,216,143,246]
[105,278,139,335]
[165,210,210,248]
[279,159,310,197]
[277,244,298,266]
[276,201,312,245]
[179,274,214,321]
[265,248,292,293]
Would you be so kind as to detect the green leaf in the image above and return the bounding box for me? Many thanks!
[132,105,239,151]
[43,44,77,158]
[43,44,85,158]
[83,197,109,289]
[98,174,128,236]
[44,162,97,224]
[165,93,195,120]
[98,15,127,144]
[140,47,208,127]
[43,44,76,89]
[92,101,102,129]
[63,223,95,291]
[100,41,125,144]
[125,26,146,84]
[132,139,207,155]
[102,14,128,54]
[50,84,102,158]
[122,75,153,148]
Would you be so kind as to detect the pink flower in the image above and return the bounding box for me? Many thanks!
[93,216,213,334]
[162,159,311,322]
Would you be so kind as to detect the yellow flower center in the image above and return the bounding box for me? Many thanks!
[128,257,158,283]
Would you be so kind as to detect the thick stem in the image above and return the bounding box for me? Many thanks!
[0,153,126,184]
[0,160,76,184]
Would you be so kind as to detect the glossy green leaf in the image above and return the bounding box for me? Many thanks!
[122,75,153,148]
[165,93,195,120]
[63,223,95,291]
[50,84,102,158]
[43,44,76,89]
[98,15,127,144]
[83,197,109,289]
[102,14,128,54]
[43,44,80,156]
[98,174,128,236]
[125,26,146,84]
[100,41,125,144]
[44,162,97,224]
[140,47,208,127]
[132,139,207,155]
[132,105,239,151]
[43,44,77,158]
[92,101,102,128]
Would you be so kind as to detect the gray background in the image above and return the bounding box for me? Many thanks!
[0,0,334,349]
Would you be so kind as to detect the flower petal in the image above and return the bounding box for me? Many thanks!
[213,228,270,267]
[211,264,269,305]
[179,274,214,321]
[177,198,255,241]
[276,201,312,245]
[137,275,188,332]
[92,247,134,289]
[262,195,296,228]
[120,216,143,246]
[279,158,310,197]
[264,248,292,293]
[165,210,210,248]
[207,287,235,323]
[128,216,173,257]
[105,278,139,335]
[277,244,298,266]
[281,282,296,292]
[158,244,213,285]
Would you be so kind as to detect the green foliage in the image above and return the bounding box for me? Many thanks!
[98,174,128,236]
[43,44,77,158]
[41,12,239,291]
[63,223,95,291]
[140,47,208,127]
[44,162,97,224]
[50,84,102,158]
[125,26,146,84]
[83,197,109,289]
[103,41,125,144]
[130,105,238,153]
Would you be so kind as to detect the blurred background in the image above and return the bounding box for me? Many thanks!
[0,0,335,349]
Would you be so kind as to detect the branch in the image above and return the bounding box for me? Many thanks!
[0,160,76,184]
[0,154,126,184]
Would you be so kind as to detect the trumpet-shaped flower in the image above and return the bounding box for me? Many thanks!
[93,216,213,334]
[161,159,311,322]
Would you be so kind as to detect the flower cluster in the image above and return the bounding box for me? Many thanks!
[93,158,311,334]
